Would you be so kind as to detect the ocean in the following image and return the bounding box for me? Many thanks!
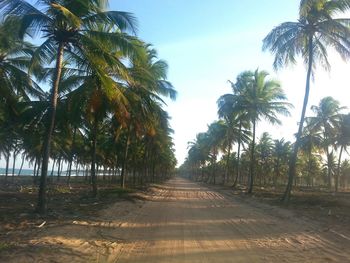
[0,168,81,176]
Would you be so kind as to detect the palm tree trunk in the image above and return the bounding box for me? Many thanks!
[32,158,37,180]
[152,159,156,183]
[35,159,41,185]
[11,150,17,180]
[18,154,25,176]
[335,145,344,193]
[132,166,136,186]
[91,114,98,197]
[307,152,312,187]
[283,36,313,203]
[274,158,280,188]
[57,156,62,181]
[248,119,256,194]
[121,127,131,188]
[50,158,56,177]
[326,147,332,189]
[223,136,232,184]
[5,152,10,178]
[36,160,41,177]
[67,126,77,185]
[224,139,232,185]
[233,122,242,187]
[37,42,65,214]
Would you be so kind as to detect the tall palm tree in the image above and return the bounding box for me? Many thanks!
[187,133,210,180]
[263,0,350,202]
[121,44,176,186]
[236,69,291,194]
[0,0,138,213]
[217,77,251,186]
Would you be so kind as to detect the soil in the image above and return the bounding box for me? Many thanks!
[1,177,350,262]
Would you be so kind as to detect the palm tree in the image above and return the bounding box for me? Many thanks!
[272,138,291,187]
[299,121,323,186]
[217,77,251,186]
[340,160,350,188]
[334,113,350,191]
[0,0,138,213]
[206,120,228,184]
[236,69,291,194]
[256,132,274,186]
[122,44,176,186]
[187,133,210,180]
[188,132,212,181]
[263,0,350,202]
[308,97,344,189]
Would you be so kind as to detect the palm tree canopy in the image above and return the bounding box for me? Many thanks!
[334,113,350,153]
[0,17,43,105]
[0,0,139,76]
[263,0,350,71]
[308,96,345,138]
[236,69,292,125]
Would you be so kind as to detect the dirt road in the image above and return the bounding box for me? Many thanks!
[4,177,350,262]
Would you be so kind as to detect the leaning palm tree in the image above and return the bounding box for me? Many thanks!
[236,69,291,194]
[263,0,350,202]
[0,0,138,214]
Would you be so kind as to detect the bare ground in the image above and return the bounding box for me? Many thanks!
[1,177,350,262]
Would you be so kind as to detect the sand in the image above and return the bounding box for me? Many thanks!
[2,177,350,262]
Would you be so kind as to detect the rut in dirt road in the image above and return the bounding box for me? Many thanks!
[113,177,350,263]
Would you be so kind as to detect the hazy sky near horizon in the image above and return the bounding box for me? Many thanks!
[113,0,350,165]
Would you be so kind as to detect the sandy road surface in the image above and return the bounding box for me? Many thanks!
[4,177,350,262]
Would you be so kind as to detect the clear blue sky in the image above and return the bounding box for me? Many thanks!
[112,0,350,165]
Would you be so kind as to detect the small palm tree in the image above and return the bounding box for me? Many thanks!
[263,0,350,202]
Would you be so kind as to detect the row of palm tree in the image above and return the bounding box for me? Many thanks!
[182,94,350,193]
[182,0,350,201]
[0,1,177,214]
